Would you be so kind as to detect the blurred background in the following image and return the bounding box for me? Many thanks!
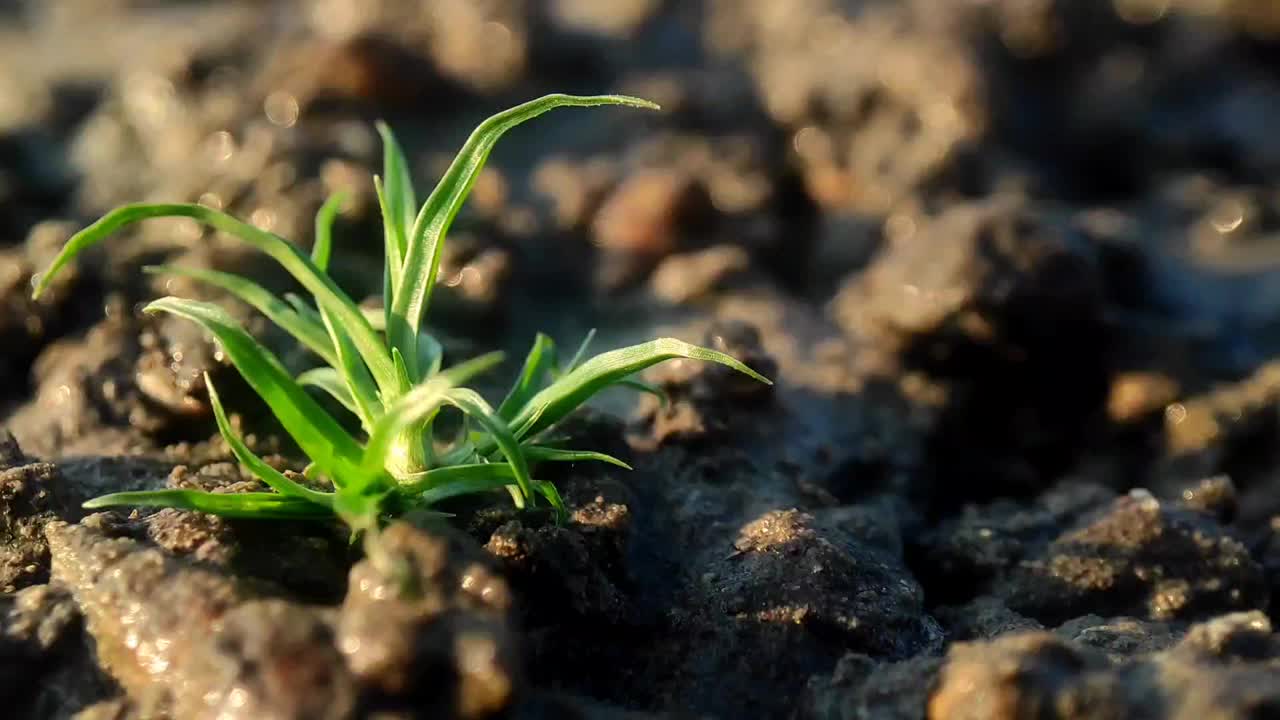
[4,0,1280,521]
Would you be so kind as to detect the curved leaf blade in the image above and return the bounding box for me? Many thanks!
[521,445,631,470]
[83,490,333,520]
[397,462,518,498]
[389,94,659,371]
[497,333,556,420]
[206,373,334,505]
[509,338,771,440]
[297,367,360,417]
[145,297,367,485]
[143,265,338,367]
[312,192,346,271]
[31,203,398,395]
[443,388,532,508]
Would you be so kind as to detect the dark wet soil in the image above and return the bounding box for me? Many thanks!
[5,1,1280,718]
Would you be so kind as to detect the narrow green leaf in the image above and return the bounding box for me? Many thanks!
[437,350,506,385]
[360,304,386,331]
[397,462,518,497]
[83,489,333,520]
[497,333,556,420]
[297,367,360,417]
[417,473,520,506]
[443,388,532,508]
[284,293,324,325]
[315,293,383,429]
[206,373,334,505]
[145,297,368,485]
[31,203,398,396]
[375,173,415,376]
[389,94,659,375]
[373,176,405,298]
[392,346,413,392]
[521,445,631,470]
[143,265,338,367]
[564,328,596,374]
[614,378,668,406]
[509,338,771,440]
[312,192,346,271]
[418,332,443,378]
[533,480,568,524]
[376,120,417,254]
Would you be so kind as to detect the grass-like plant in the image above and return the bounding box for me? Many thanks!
[31,94,771,536]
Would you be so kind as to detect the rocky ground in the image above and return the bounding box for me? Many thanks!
[4,0,1280,718]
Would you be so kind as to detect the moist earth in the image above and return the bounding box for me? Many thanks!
[4,1,1280,718]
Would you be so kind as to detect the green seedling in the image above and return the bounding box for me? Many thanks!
[32,94,771,537]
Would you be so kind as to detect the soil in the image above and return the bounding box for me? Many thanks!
[4,1,1280,718]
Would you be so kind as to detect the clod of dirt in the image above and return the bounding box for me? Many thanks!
[1,584,80,704]
[338,521,518,719]
[808,611,1280,719]
[46,519,360,719]
[933,596,1044,642]
[800,652,945,720]
[713,508,941,658]
[486,519,629,629]
[707,0,984,214]
[925,611,1280,720]
[0,221,84,391]
[920,481,1269,624]
[591,168,715,291]
[649,245,752,305]
[8,304,218,459]
[1004,489,1268,624]
[832,196,1107,502]
[45,520,244,714]
[180,599,358,720]
[919,481,1115,606]
[1155,359,1280,532]
[138,462,351,600]
[0,433,74,592]
[1054,615,1180,661]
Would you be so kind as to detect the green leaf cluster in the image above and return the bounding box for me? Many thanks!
[32,94,771,534]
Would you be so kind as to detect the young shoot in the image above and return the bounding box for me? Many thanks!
[33,93,771,536]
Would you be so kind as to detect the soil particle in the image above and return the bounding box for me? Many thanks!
[486,520,629,628]
[338,521,519,719]
[920,481,1117,606]
[138,462,352,599]
[0,433,74,592]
